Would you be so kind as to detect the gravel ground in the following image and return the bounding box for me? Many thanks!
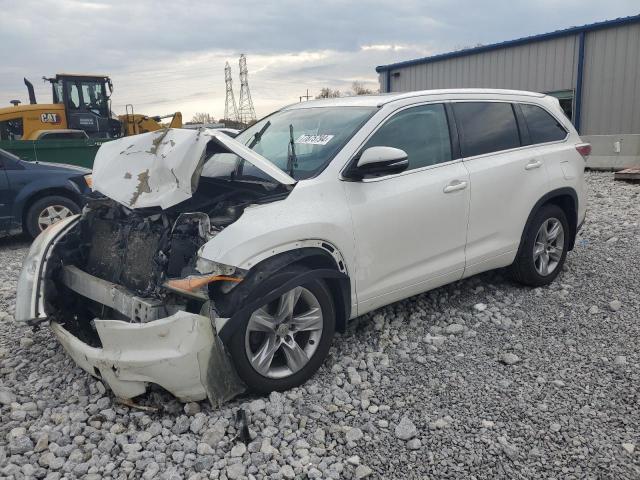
[1,172,639,479]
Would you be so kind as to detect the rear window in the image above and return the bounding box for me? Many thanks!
[453,102,521,158]
[520,104,567,144]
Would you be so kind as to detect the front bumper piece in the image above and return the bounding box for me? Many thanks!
[51,313,240,403]
[15,217,244,405]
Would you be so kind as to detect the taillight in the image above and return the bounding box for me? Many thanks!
[575,143,592,159]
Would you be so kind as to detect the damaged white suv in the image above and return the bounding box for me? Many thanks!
[16,89,588,405]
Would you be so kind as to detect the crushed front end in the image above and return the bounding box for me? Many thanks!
[16,196,253,405]
[15,128,294,406]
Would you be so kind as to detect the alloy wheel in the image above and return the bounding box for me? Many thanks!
[245,286,323,379]
[533,217,565,276]
[37,205,74,231]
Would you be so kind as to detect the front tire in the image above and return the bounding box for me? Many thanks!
[25,195,79,238]
[510,204,570,287]
[226,267,335,394]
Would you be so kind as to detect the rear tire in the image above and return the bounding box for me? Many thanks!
[510,204,570,287]
[25,195,79,238]
[226,266,335,394]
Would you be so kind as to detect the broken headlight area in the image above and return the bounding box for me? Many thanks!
[163,258,245,300]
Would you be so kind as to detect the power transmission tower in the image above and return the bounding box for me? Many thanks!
[237,54,256,124]
[224,62,238,122]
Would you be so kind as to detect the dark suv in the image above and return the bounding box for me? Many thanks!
[0,148,91,238]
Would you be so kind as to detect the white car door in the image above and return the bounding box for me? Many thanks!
[452,101,551,277]
[342,103,470,315]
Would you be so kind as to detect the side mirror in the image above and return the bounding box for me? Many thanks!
[344,146,409,180]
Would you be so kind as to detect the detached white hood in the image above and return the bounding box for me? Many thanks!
[92,128,295,210]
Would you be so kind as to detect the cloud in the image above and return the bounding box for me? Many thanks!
[0,0,638,120]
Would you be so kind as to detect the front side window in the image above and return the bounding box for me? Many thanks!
[203,106,376,181]
[453,102,521,158]
[362,103,452,170]
[520,104,567,144]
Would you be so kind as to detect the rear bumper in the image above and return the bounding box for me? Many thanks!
[52,312,215,401]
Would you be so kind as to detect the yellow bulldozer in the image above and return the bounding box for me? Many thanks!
[0,74,182,141]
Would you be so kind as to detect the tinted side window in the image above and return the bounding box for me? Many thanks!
[453,102,521,157]
[521,104,567,144]
[364,104,452,170]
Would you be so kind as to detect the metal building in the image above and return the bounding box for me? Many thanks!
[376,15,640,169]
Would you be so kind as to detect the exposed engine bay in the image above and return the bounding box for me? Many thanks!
[44,176,289,348]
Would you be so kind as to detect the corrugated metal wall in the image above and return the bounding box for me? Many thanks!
[581,22,640,135]
[378,23,640,136]
[383,35,579,95]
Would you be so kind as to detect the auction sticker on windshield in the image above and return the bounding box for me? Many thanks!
[295,134,334,145]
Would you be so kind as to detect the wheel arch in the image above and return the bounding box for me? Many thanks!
[212,244,352,343]
[519,187,579,255]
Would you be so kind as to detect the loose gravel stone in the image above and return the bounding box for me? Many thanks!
[394,416,417,440]
[445,323,465,334]
[226,463,245,479]
[407,438,421,450]
[355,465,373,479]
[0,387,16,405]
[346,427,363,442]
[609,299,623,311]
[0,173,638,479]
[474,303,487,312]
[230,442,246,457]
[184,402,201,416]
[614,355,627,366]
[281,464,295,479]
[500,353,520,365]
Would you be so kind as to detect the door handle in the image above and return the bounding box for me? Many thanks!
[443,180,468,193]
[525,159,543,170]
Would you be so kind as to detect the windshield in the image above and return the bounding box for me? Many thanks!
[201,106,375,182]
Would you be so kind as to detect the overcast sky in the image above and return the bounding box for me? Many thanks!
[1,0,638,121]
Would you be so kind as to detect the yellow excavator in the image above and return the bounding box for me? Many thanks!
[0,74,182,141]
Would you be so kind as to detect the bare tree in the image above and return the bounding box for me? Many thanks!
[351,81,374,96]
[316,88,342,99]
[190,112,215,124]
